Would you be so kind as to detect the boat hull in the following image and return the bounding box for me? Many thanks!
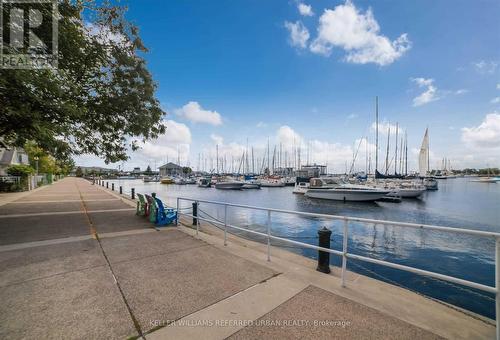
[242,183,261,189]
[215,182,244,190]
[388,189,426,198]
[423,179,438,190]
[305,189,390,202]
[260,182,285,187]
[472,178,499,183]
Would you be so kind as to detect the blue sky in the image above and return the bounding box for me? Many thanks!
[76,0,500,172]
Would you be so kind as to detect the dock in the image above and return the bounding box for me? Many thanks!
[0,177,495,339]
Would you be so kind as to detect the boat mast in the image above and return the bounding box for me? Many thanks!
[267,139,270,175]
[394,123,398,175]
[427,128,430,175]
[365,136,368,174]
[405,131,408,176]
[216,144,219,174]
[375,96,379,174]
[385,126,390,175]
[251,147,255,174]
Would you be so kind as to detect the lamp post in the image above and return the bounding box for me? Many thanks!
[34,156,39,175]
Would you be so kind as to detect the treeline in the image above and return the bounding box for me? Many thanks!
[460,168,500,175]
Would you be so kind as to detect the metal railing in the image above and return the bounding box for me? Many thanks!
[93,180,500,337]
[176,196,500,338]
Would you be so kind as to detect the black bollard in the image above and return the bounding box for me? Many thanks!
[151,192,156,198]
[111,183,114,191]
[192,202,198,225]
[316,227,332,274]
[119,186,122,194]
[131,188,135,200]
[106,182,108,189]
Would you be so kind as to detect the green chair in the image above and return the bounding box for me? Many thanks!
[136,193,147,216]
[145,194,157,223]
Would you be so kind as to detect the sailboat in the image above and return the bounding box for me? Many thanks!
[374,98,403,179]
[419,128,429,176]
[419,128,438,190]
[471,167,500,183]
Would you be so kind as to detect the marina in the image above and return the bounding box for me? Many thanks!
[1,0,499,338]
[107,175,499,320]
[0,177,495,339]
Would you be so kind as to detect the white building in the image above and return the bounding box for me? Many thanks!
[0,146,30,176]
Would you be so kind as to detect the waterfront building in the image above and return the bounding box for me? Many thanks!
[159,162,183,177]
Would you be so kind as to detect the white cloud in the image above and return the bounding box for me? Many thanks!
[175,101,222,125]
[347,113,358,120]
[411,77,439,106]
[298,3,314,16]
[455,89,468,95]
[210,134,224,145]
[256,121,268,128]
[277,125,303,145]
[284,21,310,49]
[461,113,500,149]
[491,97,500,104]
[497,83,500,90]
[473,60,498,75]
[370,121,400,135]
[309,1,411,65]
[135,120,192,162]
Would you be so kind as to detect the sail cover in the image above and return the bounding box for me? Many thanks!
[419,128,429,175]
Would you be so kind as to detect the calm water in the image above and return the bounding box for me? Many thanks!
[108,177,499,319]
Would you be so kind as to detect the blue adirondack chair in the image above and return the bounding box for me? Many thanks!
[155,197,177,226]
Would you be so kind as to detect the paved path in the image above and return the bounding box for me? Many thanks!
[0,178,494,339]
[0,178,276,339]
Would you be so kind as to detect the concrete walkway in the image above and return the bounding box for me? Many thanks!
[0,178,495,339]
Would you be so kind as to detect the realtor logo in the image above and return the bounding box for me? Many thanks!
[0,0,58,69]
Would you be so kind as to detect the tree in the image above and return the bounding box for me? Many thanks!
[7,164,36,191]
[75,167,83,177]
[7,164,35,177]
[145,165,152,175]
[182,167,192,175]
[24,141,58,174]
[0,1,165,163]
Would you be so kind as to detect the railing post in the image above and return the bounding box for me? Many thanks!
[176,197,180,226]
[316,227,332,274]
[224,204,228,246]
[267,210,271,261]
[192,202,198,226]
[111,183,114,191]
[119,186,122,194]
[342,219,348,287]
[106,182,108,189]
[496,237,499,340]
[196,202,199,237]
[131,188,135,200]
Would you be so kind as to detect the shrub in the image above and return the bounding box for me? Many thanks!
[7,164,35,177]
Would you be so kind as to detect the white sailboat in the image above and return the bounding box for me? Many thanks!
[419,128,429,176]
[419,128,438,190]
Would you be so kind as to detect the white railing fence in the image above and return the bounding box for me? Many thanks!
[176,196,500,339]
